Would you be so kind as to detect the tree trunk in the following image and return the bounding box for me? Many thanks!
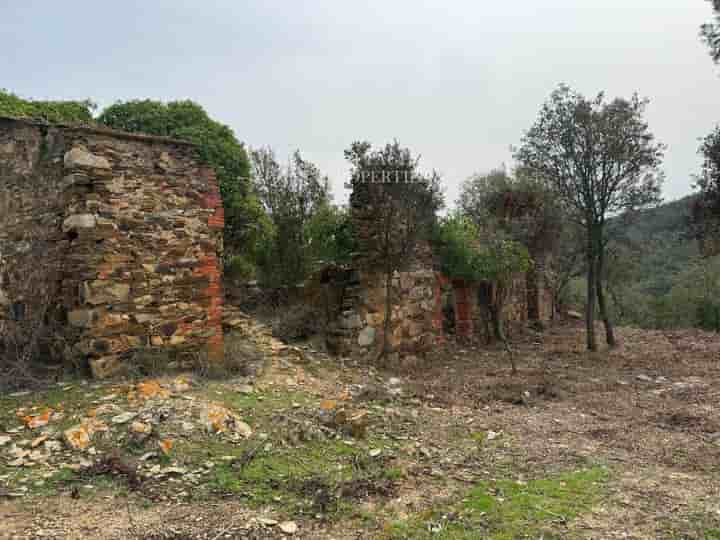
[381,266,393,362]
[490,305,505,342]
[585,228,598,351]
[490,284,516,375]
[595,238,617,348]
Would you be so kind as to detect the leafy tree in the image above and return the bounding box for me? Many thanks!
[434,213,531,372]
[345,141,443,361]
[691,127,720,254]
[459,167,564,320]
[701,0,720,63]
[250,147,331,286]
[97,99,254,258]
[0,90,94,123]
[515,85,665,351]
[304,204,355,266]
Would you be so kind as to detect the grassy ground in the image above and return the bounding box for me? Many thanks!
[2,323,720,539]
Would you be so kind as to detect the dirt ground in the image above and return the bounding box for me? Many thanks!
[1,322,719,539]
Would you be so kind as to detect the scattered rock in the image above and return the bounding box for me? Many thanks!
[199,403,252,438]
[22,409,53,429]
[156,439,173,456]
[278,521,298,534]
[63,419,107,451]
[30,436,48,448]
[111,412,137,425]
[130,421,152,435]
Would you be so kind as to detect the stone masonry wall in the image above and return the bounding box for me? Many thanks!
[0,117,224,377]
[327,180,443,359]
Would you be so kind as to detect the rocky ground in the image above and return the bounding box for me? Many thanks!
[1,319,720,539]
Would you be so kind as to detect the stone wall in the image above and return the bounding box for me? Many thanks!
[0,117,224,377]
[326,180,443,359]
[326,178,554,356]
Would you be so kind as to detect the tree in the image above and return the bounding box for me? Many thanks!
[434,213,531,373]
[97,100,254,259]
[515,85,665,351]
[344,141,443,361]
[250,147,331,286]
[701,0,720,63]
[459,167,564,320]
[691,127,720,254]
[304,204,355,266]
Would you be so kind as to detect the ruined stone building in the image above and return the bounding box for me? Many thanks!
[0,117,224,377]
[325,179,444,359]
[325,176,554,359]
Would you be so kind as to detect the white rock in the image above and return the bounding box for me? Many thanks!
[62,214,97,232]
[64,147,111,170]
[0,436,11,446]
[358,326,376,347]
[111,412,137,424]
[278,521,298,534]
[235,421,253,439]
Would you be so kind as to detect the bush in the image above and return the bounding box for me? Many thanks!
[0,89,95,123]
[225,255,256,282]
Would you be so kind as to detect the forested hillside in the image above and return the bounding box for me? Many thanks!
[569,194,720,331]
[615,194,699,296]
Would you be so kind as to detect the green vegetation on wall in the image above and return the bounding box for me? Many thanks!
[0,89,95,124]
[97,99,256,264]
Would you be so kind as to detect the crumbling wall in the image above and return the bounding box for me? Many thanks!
[0,117,224,377]
[327,181,443,359]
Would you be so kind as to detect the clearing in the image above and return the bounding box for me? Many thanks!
[1,321,719,539]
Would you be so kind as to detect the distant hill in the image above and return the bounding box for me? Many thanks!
[611,194,699,296]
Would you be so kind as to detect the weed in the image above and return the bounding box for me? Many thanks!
[384,466,608,540]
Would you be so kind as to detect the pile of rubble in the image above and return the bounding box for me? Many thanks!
[0,375,253,497]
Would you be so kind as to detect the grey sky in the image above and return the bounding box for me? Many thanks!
[2,1,719,205]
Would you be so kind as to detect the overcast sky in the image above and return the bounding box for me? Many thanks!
[2,1,719,205]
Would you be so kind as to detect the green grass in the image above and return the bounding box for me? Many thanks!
[205,439,363,505]
[662,511,720,539]
[0,381,108,433]
[193,384,313,423]
[384,467,608,540]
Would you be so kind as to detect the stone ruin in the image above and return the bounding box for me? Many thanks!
[0,117,224,378]
[0,115,554,378]
[325,179,444,360]
[324,174,555,359]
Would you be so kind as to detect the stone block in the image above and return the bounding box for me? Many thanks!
[340,312,363,329]
[68,308,97,328]
[89,355,125,378]
[64,147,111,170]
[62,214,96,232]
[81,280,130,305]
[358,326,376,347]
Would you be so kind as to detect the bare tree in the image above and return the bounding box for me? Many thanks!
[0,214,63,390]
[515,85,664,351]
